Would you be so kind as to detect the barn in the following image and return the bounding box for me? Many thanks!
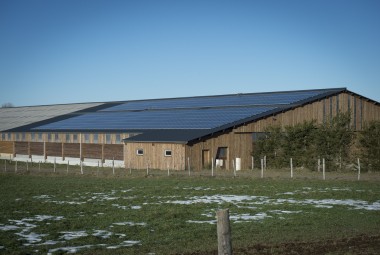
[1,87,379,171]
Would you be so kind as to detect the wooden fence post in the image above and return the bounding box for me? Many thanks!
[290,158,293,179]
[211,157,214,177]
[188,157,190,176]
[217,209,232,255]
[357,158,361,181]
[232,160,236,177]
[80,160,83,175]
[112,157,115,175]
[322,158,326,180]
[261,158,264,178]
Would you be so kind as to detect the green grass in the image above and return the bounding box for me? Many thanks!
[0,173,379,254]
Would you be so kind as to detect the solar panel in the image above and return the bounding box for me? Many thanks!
[100,89,326,112]
[33,106,276,130]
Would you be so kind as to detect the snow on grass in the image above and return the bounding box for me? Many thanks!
[112,222,147,227]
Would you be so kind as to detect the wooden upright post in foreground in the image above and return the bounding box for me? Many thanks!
[217,209,232,255]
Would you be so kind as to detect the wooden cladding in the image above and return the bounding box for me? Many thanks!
[104,144,123,160]
[64,143,80,157]
[125,143,185,170]
[0,141,14,154]
[15,142,28,155]
[30,142,43,155]
[82,144,102,159]
[46,143,62,157]
[235,93,380,133]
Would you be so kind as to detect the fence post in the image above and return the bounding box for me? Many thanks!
[217,209,232,255]
[112,157,115,175]
[264,155,267,170]
[232,160,236,177]
[212,157,214,177]
[188,157,190,176]
[261,158,264,178]
[146,160,149,176]
[322,158,326,180]
[290,158,293,178]
[318,158,321,172]
[357,158,361,181]
[80,160,83,175]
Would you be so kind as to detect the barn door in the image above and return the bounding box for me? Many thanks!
[202,150,211,169]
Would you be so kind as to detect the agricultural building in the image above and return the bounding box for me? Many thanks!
[1,87,379,170]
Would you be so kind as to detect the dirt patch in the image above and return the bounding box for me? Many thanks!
[181,234,380,255]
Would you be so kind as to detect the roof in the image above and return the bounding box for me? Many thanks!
[0,102,103,132]
[2,87,369,143]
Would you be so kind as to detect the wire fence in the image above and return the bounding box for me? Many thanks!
[1,158,379,181]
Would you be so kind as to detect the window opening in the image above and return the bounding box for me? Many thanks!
[136,149,144,156]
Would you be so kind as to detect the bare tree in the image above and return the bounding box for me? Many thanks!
[1,102,14,108]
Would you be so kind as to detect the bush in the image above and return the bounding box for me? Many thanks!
[358,120,380,172]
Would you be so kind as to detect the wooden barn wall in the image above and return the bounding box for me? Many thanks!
[187,132,252,171]
[82,144,102,159]
[235,93,380,133]
[64,143,80,158]
[15,142,28,155]
[125,143,185,170]
[46,142,62,157]
[30,142,43,155]
[0,141,14,154]
[104,144,123,160]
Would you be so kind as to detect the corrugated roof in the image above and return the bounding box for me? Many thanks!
[0,103,104,132]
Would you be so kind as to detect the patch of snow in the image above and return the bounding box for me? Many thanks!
[92,230,113,239]
[113,222,147,227]
[0,224,20,231]
[106,240,141,249]
[131,206,142,209]
[59,231,88,240]
[48,244,106,254]
[16,232,48,245]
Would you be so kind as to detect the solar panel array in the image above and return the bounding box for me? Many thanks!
[33,106,276,130]
[31,88,343,132]
[100,90,326,111]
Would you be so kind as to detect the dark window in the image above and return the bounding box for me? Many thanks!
[252,132,267,142]
[136,149,144,156]
[8,133,12,140]
[66,134,70,142]
[216,147,228,159]
[164,150,172,157]
[55,133,60,142]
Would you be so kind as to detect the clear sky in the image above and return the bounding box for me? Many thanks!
[1,0,379,107]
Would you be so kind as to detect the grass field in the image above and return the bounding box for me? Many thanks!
[0,171,379,254]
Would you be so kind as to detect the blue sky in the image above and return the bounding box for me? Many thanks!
[1,0,379,106]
